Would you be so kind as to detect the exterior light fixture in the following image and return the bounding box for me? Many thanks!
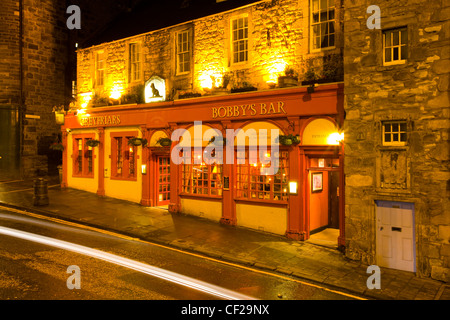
[141,164,147,175]
[327,132,344,145]
[289,181,298,195]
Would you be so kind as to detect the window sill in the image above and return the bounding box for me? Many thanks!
[383,60,406,66]
[310,46,336,54]
[180,193,223,201]
[110,176,138,182]
[234,198,288,207]
[72,174,94,179]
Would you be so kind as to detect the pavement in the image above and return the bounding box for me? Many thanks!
[0,176,448,300]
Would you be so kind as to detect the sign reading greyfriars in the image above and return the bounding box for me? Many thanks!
[145,76,165,103]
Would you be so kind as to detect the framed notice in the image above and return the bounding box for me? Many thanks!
[311,172,323,192]
[223,176,230,190]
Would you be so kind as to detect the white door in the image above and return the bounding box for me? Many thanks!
[376,202,415,272]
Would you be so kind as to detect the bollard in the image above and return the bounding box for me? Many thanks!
[33,178,49,206]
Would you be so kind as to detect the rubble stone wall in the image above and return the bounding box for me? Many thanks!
[344,0,450,281]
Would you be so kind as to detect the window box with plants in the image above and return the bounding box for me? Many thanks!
[278,67,298,88]
[231,82,257,93]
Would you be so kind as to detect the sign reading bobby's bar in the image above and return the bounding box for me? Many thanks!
[79,115,121,127]
[212,101,286,119]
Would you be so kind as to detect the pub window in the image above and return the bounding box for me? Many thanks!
[236,150,289,201]
[129,43,141,82]
[95,51,105,87]
[383,28,407,65]
[311,0,335,50]
[181,149,223,196]
[382,121,407,146]
[72,135,94,178]
[111,133,138,180]
[176,30,191,74]
[231,16,249,63]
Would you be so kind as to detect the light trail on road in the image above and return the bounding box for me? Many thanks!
[0,226,256,300]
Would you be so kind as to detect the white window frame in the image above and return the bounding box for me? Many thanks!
[310,0,336,51]
[383,28,408,66]
[129,42,142,82]
[176,30,191,75]
[95,50,105,87]
[231,15,249,64]
[382,121,407,146]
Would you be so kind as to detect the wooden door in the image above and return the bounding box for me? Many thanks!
[157,156,170,205]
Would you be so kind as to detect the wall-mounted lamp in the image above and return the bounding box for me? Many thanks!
[289,181,298,195]
[141,164,147,175]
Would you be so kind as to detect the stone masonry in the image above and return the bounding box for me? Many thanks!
[344,0,450,281]
[76,0,344,101]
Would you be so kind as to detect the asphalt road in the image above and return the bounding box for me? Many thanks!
[0,207,359,301]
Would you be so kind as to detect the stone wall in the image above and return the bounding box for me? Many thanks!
[344,0,450,281]
[76,0,344,102]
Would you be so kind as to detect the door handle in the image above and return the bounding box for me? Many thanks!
[392,227,402,232]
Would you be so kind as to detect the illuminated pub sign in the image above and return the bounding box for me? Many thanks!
[212,101,287,119]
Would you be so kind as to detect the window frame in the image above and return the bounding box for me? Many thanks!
[110,131,139,181]
[310,0,336,51]
[235,148,289,203]
[230,15,249,65]
[95,50,105,87]
[72,133,95,178]
[181,149,223,198]
[176,29,192,75]
[382,121,408,146]
[129,42,142,82]
[383,27,408,66]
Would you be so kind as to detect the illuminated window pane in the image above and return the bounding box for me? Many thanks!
[383,28,407,64]
[177,30,191,74]
[232,17,248,63]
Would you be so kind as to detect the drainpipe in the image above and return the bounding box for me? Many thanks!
[18,0,24,179]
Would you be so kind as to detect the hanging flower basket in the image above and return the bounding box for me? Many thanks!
[85,139,100,147]
[208,136,226,146]
[278,134,300,146]
[49,142,64,151]
[156,137,172,147]
[128,137,148,147]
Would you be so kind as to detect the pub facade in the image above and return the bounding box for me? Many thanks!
[62,0,346,246]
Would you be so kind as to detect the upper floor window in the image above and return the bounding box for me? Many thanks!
[311,0,335,50]
[382,121,407,146]
[231,16,248,63]
[176,30,191,74]
[129,43,141,82]
[383,28,407,65]
[95,51,105,87]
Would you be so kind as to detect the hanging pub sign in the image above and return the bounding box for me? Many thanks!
[145,76,166,103]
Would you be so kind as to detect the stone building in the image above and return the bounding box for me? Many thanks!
[0,0,141,179]
[64,0,347,244]
[343,0,450,281]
